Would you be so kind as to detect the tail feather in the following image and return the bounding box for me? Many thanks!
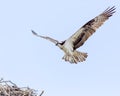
[62,51,88,64]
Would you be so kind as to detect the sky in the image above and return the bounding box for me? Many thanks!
[0,0,120,96]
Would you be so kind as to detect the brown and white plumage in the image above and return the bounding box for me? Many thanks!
[32,6,116,64]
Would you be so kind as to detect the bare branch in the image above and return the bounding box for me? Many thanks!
[39,90,44,96]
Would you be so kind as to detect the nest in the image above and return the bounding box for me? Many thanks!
[0,79,44,96]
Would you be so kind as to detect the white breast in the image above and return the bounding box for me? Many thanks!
[62,40,74,55]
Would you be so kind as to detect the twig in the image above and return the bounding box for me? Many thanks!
[39,90,44,96]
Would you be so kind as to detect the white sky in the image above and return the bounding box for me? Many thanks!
[0,0,120,96]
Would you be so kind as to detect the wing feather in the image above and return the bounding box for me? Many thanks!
[66,6,116,50]
[32,30,59,45]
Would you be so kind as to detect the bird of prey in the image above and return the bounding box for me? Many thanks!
[32,6,116,64]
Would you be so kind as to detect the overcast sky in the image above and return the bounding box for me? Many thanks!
[0,0,120,96]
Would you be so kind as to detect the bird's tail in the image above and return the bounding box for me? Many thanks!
[62,51,88,64]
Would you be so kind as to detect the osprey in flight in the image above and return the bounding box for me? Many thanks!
[32,6,116,64]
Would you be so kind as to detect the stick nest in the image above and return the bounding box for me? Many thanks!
[0,79,44,96]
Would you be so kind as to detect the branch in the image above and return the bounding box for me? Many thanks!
[39,90,44,96]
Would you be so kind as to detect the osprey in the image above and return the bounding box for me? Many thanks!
[32,6,116,64]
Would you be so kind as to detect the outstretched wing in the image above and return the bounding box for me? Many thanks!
[31,30,59,45]
[67,6,116,50]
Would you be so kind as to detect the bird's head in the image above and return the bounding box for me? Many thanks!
[55,40,66,49]
[56,40,65,45]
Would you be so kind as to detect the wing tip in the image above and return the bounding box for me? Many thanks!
[31,30,38,35]
[103,6,116,17]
